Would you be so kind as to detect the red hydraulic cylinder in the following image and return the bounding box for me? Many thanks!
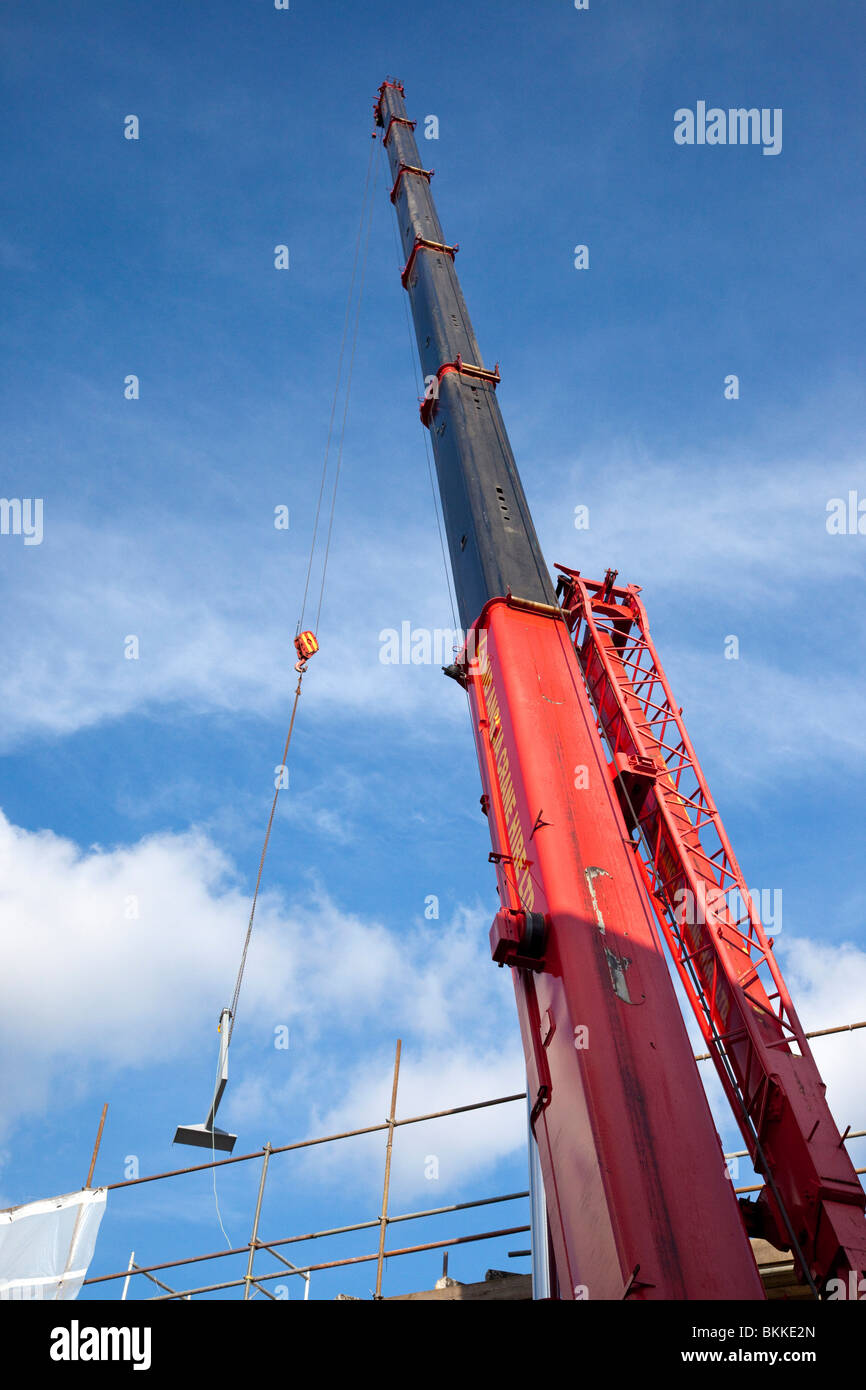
[462,597,767,1300]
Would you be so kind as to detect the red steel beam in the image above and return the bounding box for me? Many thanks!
[556,566,866,1294]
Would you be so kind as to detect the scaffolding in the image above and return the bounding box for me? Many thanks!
[82,1026,865,1301]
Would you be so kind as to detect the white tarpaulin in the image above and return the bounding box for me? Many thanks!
[0,1188,107,1300]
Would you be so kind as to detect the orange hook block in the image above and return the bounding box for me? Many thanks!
[294,630,319,672]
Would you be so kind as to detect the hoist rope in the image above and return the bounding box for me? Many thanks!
[227,137,378,1044]
[314,142,378,635]
[227,674,303,1043]
[298,134,377,637]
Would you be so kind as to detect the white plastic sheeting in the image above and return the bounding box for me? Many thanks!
[0,1188,107,1300]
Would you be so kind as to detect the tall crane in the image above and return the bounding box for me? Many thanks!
[374,79,866,1300]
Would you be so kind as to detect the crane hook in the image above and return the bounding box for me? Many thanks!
[294,629,319,673]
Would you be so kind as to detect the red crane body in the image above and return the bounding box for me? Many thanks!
[374,79,866,1299]
[468,596,765,1299]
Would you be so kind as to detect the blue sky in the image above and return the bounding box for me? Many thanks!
[0,0,864,1300]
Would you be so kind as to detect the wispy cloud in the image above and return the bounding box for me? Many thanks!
[2,437,864,800]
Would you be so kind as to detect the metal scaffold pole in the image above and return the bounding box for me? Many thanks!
[374,1040,402,1299]
[243,1142,272,1301]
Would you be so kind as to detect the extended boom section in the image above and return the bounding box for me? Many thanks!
[376,80,765,1299]
[374,81,555,629]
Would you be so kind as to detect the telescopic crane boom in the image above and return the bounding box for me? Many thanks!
[374,79,866,1300]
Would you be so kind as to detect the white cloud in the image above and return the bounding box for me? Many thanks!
[537,445,866,604]
[0,446,861,827]
[0,442,863,800]
[529,448,866,793]
[0,806,860,1220]
[0,811,519,1185]
[294,1046,527,1206]
[651,646,866,792]
[0,516,459,749]
[0,811,246,1129]
[776,935,866,1138]
[689,934,866,1185]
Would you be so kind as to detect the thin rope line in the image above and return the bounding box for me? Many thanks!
[313,146,378,636]
[298,137,376,634]
[227,139,378,1040]
[228,674,303,1042]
